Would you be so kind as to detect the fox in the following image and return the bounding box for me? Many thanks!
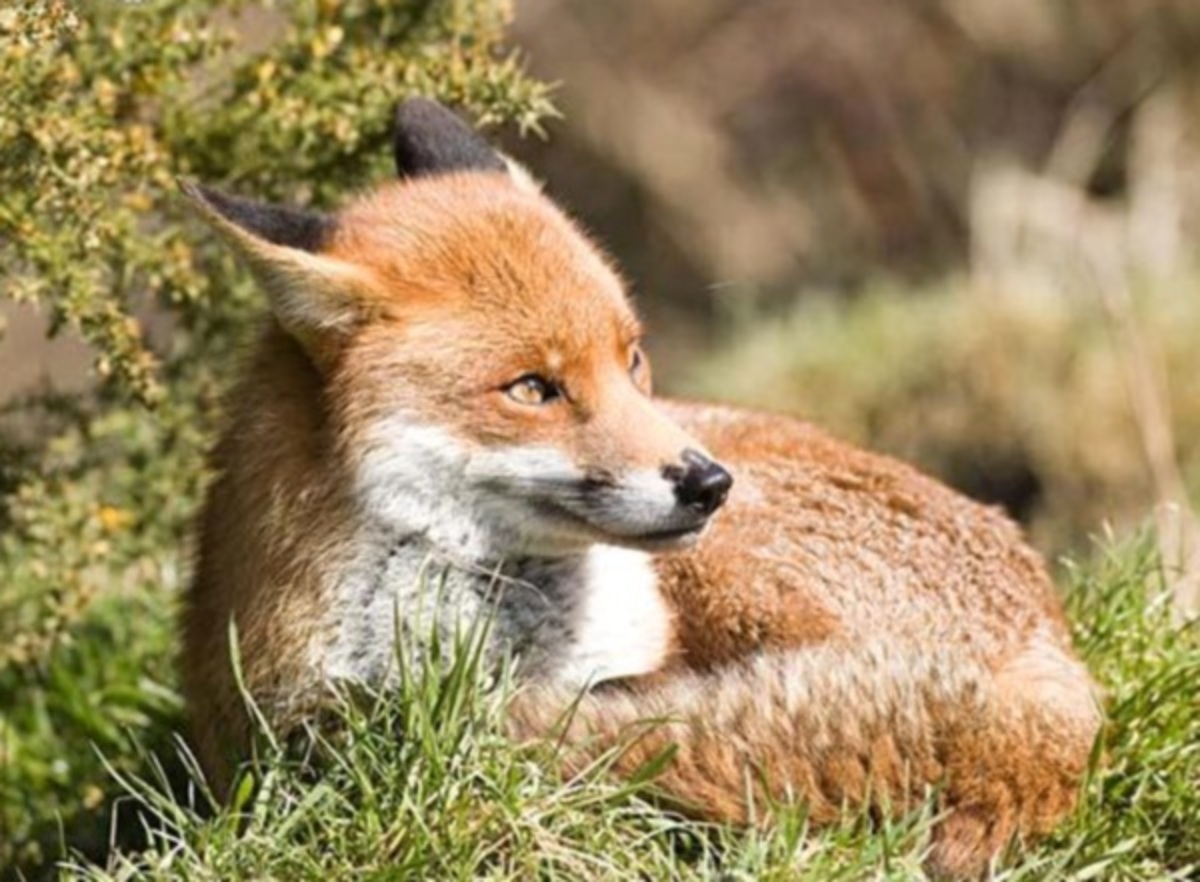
[180,98,1102,879]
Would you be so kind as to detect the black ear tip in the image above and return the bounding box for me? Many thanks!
[178,179,240,215]
[392,97,506,179]
[394,97,459,130]
[177,177,209,204]
[178,180,334,253]
[177,180,239,217]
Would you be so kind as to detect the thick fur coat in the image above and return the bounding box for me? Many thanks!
[181,100,1101,879]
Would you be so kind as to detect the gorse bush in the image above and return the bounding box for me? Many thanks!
[0,0,552,872]
[1,0,551,404]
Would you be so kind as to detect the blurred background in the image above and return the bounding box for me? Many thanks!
[506,0,1200,562]
[3,1,1200,875]
[8,0,1200,555]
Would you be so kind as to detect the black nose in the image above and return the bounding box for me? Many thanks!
[665,450,734,516]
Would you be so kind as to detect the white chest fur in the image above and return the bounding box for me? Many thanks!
[551,545,674,687]
[321,536,673,690]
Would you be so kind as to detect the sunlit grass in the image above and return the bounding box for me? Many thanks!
[2,532,1195,881]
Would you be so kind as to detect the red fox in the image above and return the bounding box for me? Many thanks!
[181,99,1101,878]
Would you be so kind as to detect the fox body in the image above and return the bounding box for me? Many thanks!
[182,100,1101,878]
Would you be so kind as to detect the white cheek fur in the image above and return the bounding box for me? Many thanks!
[601,467,681,519]
[353,419,492,554]
[354,427,591,556]
[355,415,687,553]
[338,416,673,688]
[464,443,585,489]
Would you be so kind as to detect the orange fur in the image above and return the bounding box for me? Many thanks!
[182,161,1101,879]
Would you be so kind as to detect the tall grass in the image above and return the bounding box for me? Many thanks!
[1,536,1188,881]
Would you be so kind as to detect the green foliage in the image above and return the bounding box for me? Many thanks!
[8,536,1192,881]
[0,0,553,873]
[2,3,1196,881]
[0,0,552,404]
[1056,538,1200,877]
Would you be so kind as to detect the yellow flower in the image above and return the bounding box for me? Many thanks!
[98,505,133,532]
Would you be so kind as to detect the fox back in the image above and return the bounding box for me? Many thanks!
[182,100,1100,879]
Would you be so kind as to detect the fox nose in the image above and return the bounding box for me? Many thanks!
[666,450,734,516]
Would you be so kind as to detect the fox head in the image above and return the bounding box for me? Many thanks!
[183,99,733,558]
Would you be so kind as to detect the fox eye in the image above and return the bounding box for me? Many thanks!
[505,374,560,406]
[629,347,644,375]
[628,348,648,384]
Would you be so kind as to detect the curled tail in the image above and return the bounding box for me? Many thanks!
[509,639,1101,879]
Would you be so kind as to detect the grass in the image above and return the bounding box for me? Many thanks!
[1,531,1197,881]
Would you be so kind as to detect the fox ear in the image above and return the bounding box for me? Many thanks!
[392,98,509,179]
[180,180,372,357]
